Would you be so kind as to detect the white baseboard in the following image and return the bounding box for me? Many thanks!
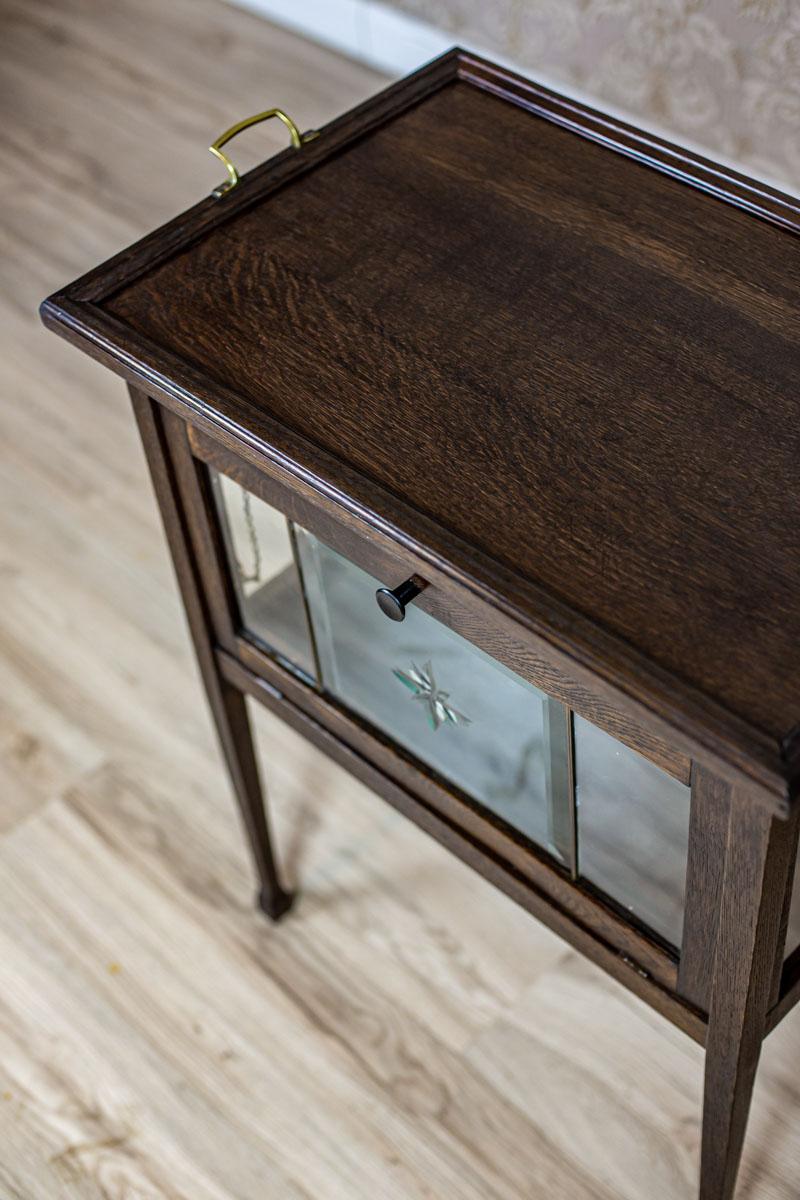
[229,0,451,76]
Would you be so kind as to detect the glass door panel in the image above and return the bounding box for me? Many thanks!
[574,715,691,946]
[295,528,573,864]
[210,470,702,949]
[212,471,317,680]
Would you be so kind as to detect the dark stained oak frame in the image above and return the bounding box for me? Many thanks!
[41,48,800,1200]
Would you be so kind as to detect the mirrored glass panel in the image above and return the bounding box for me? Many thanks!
[574,715,691,947]
[295,528,573,862]
[212,471,317,680]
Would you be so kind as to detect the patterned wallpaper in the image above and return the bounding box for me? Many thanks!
[389,0,800,193]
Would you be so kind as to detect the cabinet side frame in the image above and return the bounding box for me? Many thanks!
[697,789,800,1199]
[129,385,292,920]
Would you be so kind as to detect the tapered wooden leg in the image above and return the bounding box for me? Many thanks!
[130,386,292,920]
[212,676,293,919]
[699,790,799,1199]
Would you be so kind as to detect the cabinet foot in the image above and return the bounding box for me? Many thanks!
[258,885,294,922]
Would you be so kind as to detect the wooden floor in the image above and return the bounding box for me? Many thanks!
[2,1,800,1196]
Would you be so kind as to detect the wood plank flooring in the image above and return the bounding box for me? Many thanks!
[1,1,799,1196]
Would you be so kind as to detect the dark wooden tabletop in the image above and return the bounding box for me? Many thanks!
[41,50,800,806]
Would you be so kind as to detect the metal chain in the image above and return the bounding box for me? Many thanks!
[236,487,262,585]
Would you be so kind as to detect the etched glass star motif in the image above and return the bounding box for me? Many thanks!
[392,660,472,731]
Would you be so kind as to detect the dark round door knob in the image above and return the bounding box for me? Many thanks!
[375,574,427,621]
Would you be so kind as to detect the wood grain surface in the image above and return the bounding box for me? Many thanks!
[96,67,800,771]
[5,1,800,1197]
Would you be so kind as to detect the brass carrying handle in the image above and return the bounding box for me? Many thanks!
[209,108,319,198]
